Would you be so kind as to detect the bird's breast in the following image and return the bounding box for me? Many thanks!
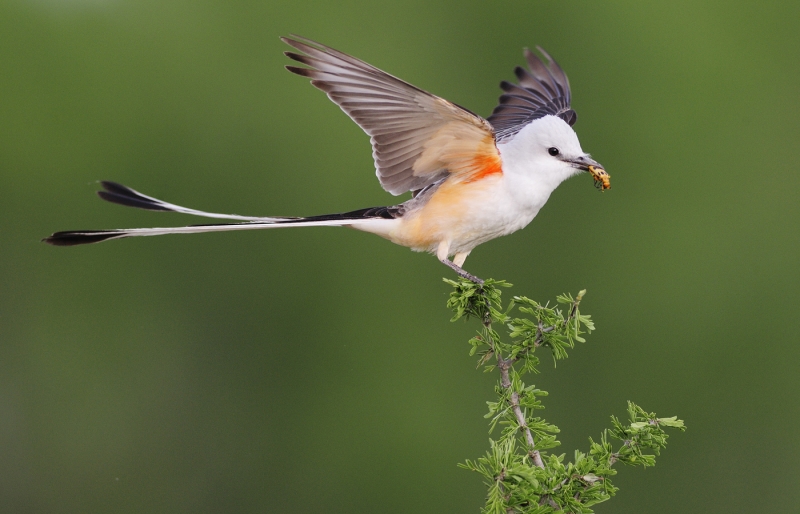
[389,174,538,254]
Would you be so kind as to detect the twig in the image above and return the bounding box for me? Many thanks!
[497,357,545,469]
[477,286,549,470]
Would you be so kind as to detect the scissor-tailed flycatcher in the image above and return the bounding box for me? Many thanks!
[44,36,609,283]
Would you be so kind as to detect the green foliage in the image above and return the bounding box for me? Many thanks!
[446,278,685,513]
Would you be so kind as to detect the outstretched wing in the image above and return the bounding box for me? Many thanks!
[488,47,576,143]
[283,36,501,196]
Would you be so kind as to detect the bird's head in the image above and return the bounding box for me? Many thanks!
[500,115,609,191]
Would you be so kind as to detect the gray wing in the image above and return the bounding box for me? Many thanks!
[487,47,577,143]
[282,36,497,196]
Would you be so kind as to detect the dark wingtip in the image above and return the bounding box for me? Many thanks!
[560,109,577,126]
[43,231,124,246]
[285,65,314,77]
[285,51,313,67]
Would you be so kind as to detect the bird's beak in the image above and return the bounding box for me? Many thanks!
[569,155,610,191]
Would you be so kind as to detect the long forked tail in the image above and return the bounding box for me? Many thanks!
[43,181,400,246]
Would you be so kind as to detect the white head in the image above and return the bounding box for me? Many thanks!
[498,115,605,191]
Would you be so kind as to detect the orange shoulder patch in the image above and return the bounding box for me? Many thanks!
[412,122,502,183]
[465,141,503,182]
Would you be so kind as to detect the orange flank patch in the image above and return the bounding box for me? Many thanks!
[466,149,503,182]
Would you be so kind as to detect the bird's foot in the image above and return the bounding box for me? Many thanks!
[441,259,484,286]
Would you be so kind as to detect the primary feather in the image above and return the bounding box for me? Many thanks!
[282,35,501,195]
[488,47,577,142]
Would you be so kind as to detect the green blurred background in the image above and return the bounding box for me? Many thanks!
[2,0,799,512]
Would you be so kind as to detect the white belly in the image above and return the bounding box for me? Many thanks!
[382,175,548,256]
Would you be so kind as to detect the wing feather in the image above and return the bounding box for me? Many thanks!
[488,46,577,142]
[283,36,501,195]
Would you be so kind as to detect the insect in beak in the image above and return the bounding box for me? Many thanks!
[588,165,611,191]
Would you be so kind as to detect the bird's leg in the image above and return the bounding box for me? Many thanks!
[438,245,489,323]
[437,242,484,284]
[453,251,471,267]
[440,258,484,285]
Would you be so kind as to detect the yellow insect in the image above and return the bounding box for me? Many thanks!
[588,165,611,191]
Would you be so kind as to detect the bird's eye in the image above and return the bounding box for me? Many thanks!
[548,147,560,157]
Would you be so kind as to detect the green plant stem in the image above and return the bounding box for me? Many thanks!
[486,291,584,470]
[498,357,545,469]
[448,278,685,513]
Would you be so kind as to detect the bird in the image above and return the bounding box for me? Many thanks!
[44,35,610,284]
